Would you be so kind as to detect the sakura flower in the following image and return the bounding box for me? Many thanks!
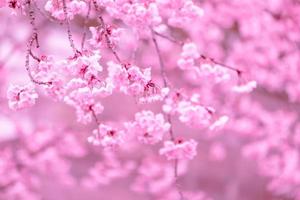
[45,0,87,20]
[159,139,198,160]
[181,42,200,60]
[41,78,65,100]
[89,26,103,48]
[162,91,182,114]
[209,115,229,131]
[168,0,204,27]
[66,51,102,86]
[106,61,130,92]
[68,0,87,15]
[177,100,212,127]
[197,63,231,83]
[126,110,170,144]
[35,55,54,73]
[64,87,103,124]
[125,66,152,95]
[7,84,38,110]
[44,0,64,20]
[66,78,88,91]
[92,80,114,98]
[106,61,153,96]
[103,2,162,31]
[181,0,204,18]
[232,81,257,93]
[138,87,169,103]
[88,124,124,148]
[177,42,199,70]
[177,57,196,70]
[89,26,124,49]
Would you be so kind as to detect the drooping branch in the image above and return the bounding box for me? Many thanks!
[25,1,51,85]
[92,0,123,65]
[154,31,243,76]
[81,0,92,51]
[150,28,184,200]
[62,0,81,56]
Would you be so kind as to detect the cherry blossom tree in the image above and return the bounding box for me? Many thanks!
[0,0,299,200]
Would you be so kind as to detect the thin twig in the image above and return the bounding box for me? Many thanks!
[91,107,101,125]
[25,2,51,85]
[151,28,184,200]
[81,0,92,51]
[33,0,59,23]
[199,55,243,76]
[62,0,80,56]
[151,29,168,87]
[153,31,184,46]
[92,0,123,64]
[153,30,242,76]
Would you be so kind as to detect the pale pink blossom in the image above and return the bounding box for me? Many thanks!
[89,26,124,49]
[45,0,87,20]
[159,139,198,160]
[126,110,170,144]
[7,84,38,110]
[88,124,124,148]
[64,86,103,124]
[232,81,257,93]
[177,100,212,127]
[209,115,229,131]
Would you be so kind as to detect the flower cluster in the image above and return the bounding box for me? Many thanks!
[178,42,231,83]
[106,61,158,97]
[158,0,204,27]
[100,1,162,31]
[163,92,214,128]
[45,0,87,20]
[88,124,124,148]
[159,139,198,160]
[1,0,279,199]
[125,110,170,144]
[64,86,103,123]
[7,84,38,110]
[89,26,124,49]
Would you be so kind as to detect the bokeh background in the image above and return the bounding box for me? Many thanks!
[1,0,300,199]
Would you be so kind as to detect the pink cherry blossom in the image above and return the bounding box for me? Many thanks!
[7,83,38,110]
[2,0,299,199]
[209,115,229,131]
[64,86,103,123]
[126,110,170,144]
[159,139,198,160]
[88,124,124,148]
[232,80,257,93]
[45,0,87,20]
